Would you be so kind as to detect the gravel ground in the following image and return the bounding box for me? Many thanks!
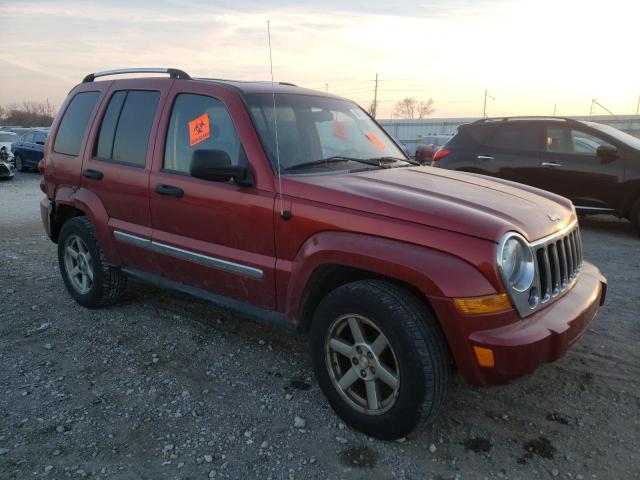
[1,173,639,480]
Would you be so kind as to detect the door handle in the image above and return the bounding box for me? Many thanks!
[541,162,562,168]
[83,169,103,180]
[476,155,494,161]
[155,184,184,198]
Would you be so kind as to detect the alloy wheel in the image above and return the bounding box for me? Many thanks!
[63,234,94,294]
[325,314,400,415]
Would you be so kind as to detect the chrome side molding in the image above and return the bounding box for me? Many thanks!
[113,230,264,279]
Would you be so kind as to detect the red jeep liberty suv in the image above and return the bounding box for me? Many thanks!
[39,68,607,440]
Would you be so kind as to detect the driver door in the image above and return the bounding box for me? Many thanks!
[538,126,624,210]
[149,85,277,309]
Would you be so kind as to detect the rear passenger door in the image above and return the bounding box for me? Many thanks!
[148,85,276,309]
[82,79,170,274]
[475,123,543,185]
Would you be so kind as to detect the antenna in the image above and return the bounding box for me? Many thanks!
[267,20,291,221]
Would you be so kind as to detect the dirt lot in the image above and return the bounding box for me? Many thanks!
[1,173,639,480]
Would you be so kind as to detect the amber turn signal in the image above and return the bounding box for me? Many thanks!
[453,293,512,314]
[473,346,495,367]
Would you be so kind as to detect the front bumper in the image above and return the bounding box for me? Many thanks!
[430,261,606,386]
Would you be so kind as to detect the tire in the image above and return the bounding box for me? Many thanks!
[310,280,450,440]
[58,216,127,308]
[15,153,26,172]
[630,198,640,236]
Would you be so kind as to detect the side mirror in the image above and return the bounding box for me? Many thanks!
[189,149,252,185]
[596,144,617,159]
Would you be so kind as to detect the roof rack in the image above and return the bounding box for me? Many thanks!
[472,116,577,124]
[82,68,191,83]
[193,77,297,87]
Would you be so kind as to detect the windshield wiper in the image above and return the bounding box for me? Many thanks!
[368,156,417,166]
[285,156,386,171]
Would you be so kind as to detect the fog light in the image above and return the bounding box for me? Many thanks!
[453,293,512,314]
[473,346,495,368]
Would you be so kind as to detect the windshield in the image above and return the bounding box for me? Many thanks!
[583,121,640,150]
[245,93,409,174]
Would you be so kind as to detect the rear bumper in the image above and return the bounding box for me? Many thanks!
[40,197,53,240]
[431,261,606,386]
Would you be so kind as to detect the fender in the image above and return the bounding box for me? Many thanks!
[54,186,121,265]
[282,231,497,323]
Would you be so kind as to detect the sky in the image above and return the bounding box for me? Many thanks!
[1,0,639,119]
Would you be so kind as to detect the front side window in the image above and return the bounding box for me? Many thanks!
[571,130,611,155]
[95,90,160,167]
[546,127,612,155]
[164,93,245,173]
[246,93,408,174]
[54,91,100,156]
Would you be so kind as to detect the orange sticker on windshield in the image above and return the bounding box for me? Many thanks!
[188,113,210,146]
[365,131,385,150]
[332,120,348,140]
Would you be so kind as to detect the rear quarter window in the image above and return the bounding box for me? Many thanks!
[447,124,496,149]
[54,91,101,156]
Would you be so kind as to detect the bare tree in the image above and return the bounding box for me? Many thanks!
[417,98,436,119]
[393,97,418,119]
[0,101,56,126]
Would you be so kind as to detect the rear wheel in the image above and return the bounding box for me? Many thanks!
[15,153,26,172]
[310,280,450,440]
[58,216,127,308]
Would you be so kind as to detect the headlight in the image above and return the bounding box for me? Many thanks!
[497,233,534,293]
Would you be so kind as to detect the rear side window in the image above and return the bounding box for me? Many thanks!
[164,93,246,173]
[488,124,540,151]
[95,90,160,167]
[54,91,100,156]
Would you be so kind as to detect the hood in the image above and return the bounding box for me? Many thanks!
[287,166,575,243]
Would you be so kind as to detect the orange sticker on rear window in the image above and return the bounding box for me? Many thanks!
[188,113,210,146]
[365,131,385,150]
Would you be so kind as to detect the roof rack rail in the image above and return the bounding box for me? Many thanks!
[193,77,297,87]
[472,116,576,124]
[82,68,191,83]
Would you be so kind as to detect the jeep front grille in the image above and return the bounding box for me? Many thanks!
[532,223,582,305]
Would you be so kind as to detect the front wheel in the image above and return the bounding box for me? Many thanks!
[310,280,450,440]
[58,216,127,308]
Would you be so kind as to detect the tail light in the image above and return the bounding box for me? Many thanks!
[432,148,451,162]
[38,158,46,174]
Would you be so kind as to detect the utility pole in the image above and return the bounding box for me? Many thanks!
[372,73,379,119]
[483,89,495,117]
[553,104,557,116]
[591,98,614,116]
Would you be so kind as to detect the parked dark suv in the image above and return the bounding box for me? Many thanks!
[432,117,640,234]
[40,69,606,439]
